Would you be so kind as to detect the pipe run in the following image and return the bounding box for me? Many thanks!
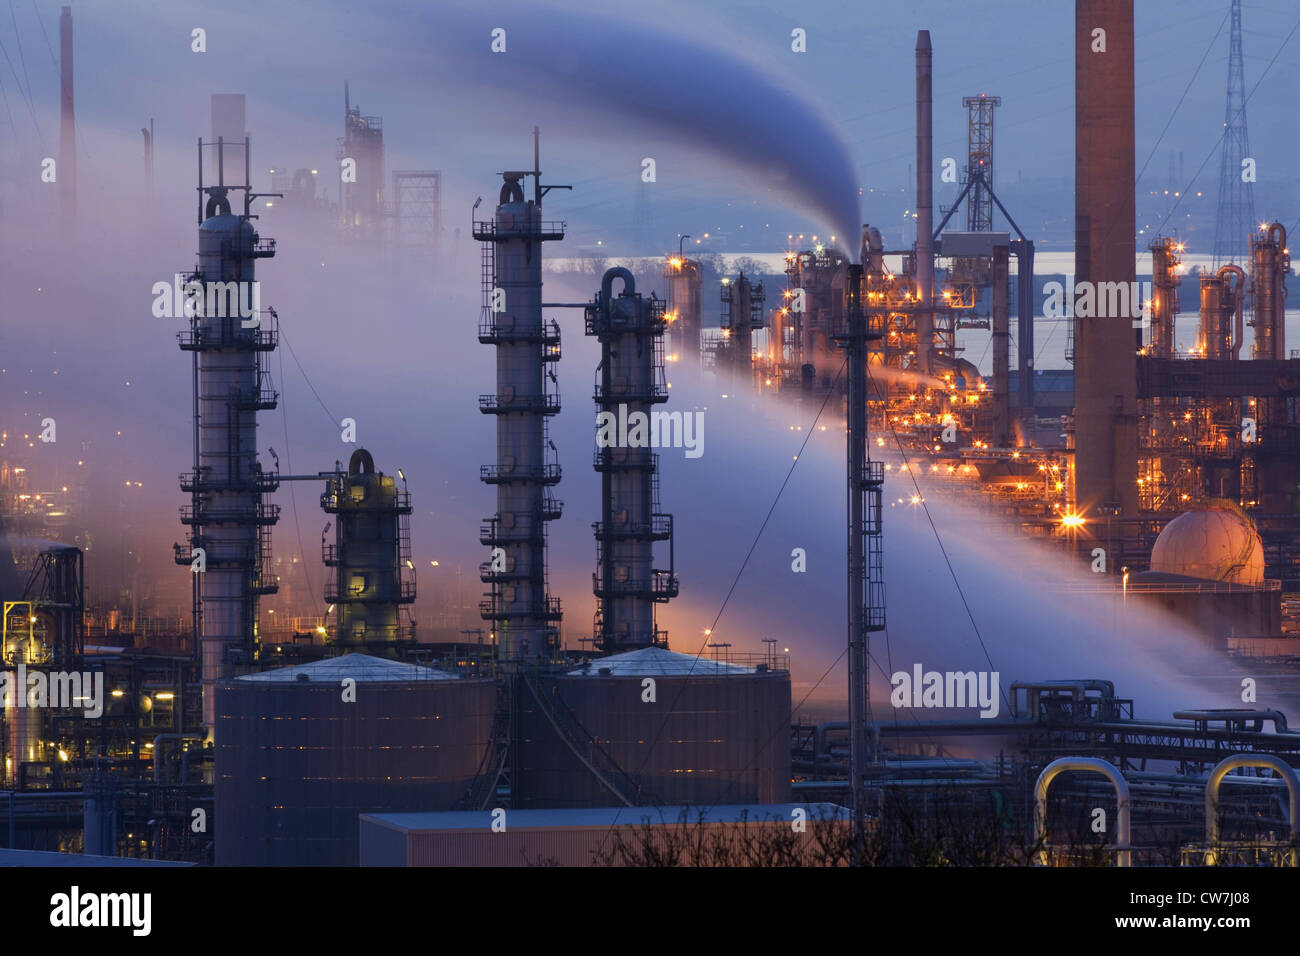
[1218,264,1246,359]
[153,734,205,785]
[1034,756,1131,866]
[1205,753,1300,849]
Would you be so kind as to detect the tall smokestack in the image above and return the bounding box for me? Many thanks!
[59,6,75,239]
[210,94,246,147]
[915,31,934,376]
[1074,0,1138,516]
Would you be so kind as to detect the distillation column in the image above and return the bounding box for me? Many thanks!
[475,174,564,667]
[587,268,678,651]
[838,264,885,856]
[177,140,280,731]
[1149,237,1182,358]
[1198,265,1245,360]
[721,272,763,387]
[321,449,415,653]
[664,256,703,372]
[1251,223,1289,361]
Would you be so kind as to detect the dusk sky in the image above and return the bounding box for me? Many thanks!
[0,0,1291,705]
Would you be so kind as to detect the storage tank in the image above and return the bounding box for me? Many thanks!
[1149,499,1265,586]
[514,646,791,808]
[214,653,496,865]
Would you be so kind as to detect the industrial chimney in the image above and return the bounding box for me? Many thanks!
[915,30,934,377]
[586,268,678,652]
[1073,0,1138,516]
[59,6,74,239]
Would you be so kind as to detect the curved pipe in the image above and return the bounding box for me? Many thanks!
[601,266,635,302]
[348,448,375,475]
[1217,264,1246,359]
[204,189,232,219]
[930,353,984,390]
[1205,754,1300,849]
[152,733,204,785]
[499,177,524,205]
[1034,757,1131,866]
[813,720,879,760]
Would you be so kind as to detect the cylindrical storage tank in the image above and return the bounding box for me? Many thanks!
[4,694,43,787]
[515,646,791,808]
[214,653,496,865]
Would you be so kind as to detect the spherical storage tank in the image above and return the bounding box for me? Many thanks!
[1149,499,1265,586]
[215,653,496,866]
[514,646,791,808]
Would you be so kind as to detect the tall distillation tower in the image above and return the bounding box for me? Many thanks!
[475,139,567,668]
[176,138,281,731]
[585,268,678,651]
[664,255,702,372]
[720,272,764,386]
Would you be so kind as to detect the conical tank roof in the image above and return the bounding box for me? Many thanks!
[566,645,756,677]
[235,652,457,683]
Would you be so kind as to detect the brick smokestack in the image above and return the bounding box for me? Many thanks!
[1074,0,1138,516]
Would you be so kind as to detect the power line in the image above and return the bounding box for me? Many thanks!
[1151,14,1300,241]
[8,1,33,122]
[0,34,41,146]
[593,358,847,854]
[872,365,1011,716]
[30,0,55,71]
[277,339,319,609]
[278,325,339,431]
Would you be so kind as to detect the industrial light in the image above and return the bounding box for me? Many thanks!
[1060,514,1085,528]
[155,692,174,701]
[110,689,124,698]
